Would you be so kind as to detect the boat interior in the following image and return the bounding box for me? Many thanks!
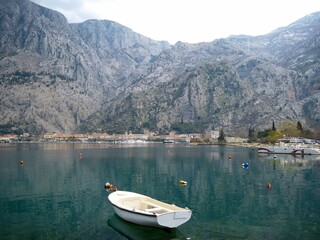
[118,197,181,214]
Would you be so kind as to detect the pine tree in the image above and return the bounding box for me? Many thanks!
[297,121,303,133]
[218,129,226,143]
[248,126,255,140]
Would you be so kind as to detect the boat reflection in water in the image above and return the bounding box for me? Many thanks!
[258,153,320,169]
[108,214,187,240]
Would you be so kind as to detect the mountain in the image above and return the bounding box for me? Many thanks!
[79,12,320,135]
[0,0,169,134]
[0,0,319,135]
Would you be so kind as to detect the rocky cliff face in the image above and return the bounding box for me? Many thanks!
[0,0,169,134]
[80,12,320,135]
[0,0,319,135]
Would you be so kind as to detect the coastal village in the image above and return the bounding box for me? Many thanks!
[0,130,247,144]
[1,131,319,148]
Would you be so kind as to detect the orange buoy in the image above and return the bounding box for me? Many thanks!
[267,181,272,190]
[105,182,113,189]
[105,182,118,191]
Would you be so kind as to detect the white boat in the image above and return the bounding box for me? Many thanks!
[258,146,320,155]
[108,190,192,228]
[163,139,175,144]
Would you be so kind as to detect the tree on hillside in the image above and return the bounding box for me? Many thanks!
[248,126,256,142]
[218,129,226,143]
[257,129,272,139]
[272,120,276,131]
[258,120,316,142]
[297,121,303,135]
[278,120,300,137]
[267,130,283,144]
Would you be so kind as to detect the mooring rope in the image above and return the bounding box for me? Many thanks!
[192,214,203,231]
[184,214,203,240]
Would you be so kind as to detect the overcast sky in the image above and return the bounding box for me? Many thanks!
[31,0,320,44]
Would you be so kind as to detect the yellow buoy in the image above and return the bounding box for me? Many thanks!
[179,180,187,185]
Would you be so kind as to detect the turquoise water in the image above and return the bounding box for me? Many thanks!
[0,143,319,239]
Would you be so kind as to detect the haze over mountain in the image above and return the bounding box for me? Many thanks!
[0,0,319,136]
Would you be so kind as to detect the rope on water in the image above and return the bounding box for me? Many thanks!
[184,214,203,240]
[192,214,203,231]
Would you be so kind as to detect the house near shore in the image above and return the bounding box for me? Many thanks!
[226,136,248,143]
[43,133,89,141]
[0,134,18,142]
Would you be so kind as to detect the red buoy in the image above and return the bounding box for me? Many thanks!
[267,182,272,190]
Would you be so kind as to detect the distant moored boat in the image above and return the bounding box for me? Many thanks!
[258,146,320,155]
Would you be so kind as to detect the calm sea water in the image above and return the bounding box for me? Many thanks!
[0,143,319,240]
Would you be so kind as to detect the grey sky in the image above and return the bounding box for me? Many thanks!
[31,0,320,44]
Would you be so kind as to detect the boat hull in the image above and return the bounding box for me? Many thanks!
[258,147,320,155]
[112,204,159,227]
[108,191,192,228]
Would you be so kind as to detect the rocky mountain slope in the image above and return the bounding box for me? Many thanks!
[0,0,319,135]
[0,0,169,134]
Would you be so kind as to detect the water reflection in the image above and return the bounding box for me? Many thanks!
[0,144,319,239]
[108,214,187,240]
[259,152,320,165]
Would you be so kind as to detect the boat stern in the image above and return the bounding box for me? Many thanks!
[157,209,192,228]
